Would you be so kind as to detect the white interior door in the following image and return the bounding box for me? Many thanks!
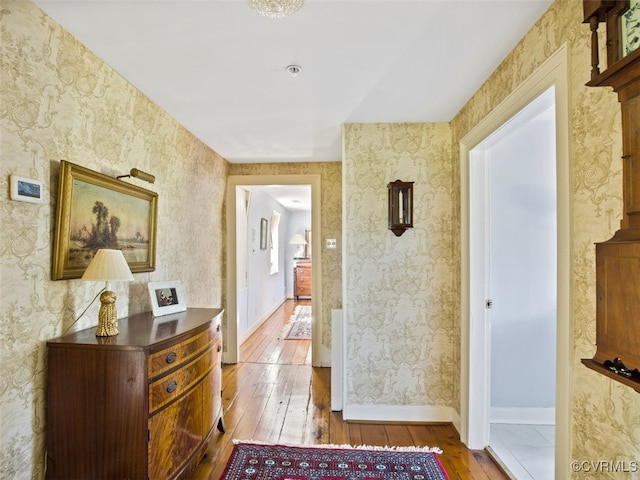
[486,101,557,425]
[461,45,571,479]
[236,187,251,338]
[469,88,557,480]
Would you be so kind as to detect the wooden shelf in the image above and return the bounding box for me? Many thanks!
[582,358,640,393]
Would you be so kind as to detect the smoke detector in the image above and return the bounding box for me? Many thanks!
[286,65,302,76]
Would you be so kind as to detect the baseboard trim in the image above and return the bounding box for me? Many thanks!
[343,404,460,427]
[239,297,286,345]
[490,407,555,425]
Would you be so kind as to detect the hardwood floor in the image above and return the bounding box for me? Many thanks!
[188,299,508,480]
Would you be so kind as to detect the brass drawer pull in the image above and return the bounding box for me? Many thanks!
[166,352,178,364]
[166,381,178,394]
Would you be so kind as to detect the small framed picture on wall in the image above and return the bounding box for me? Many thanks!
[260,218,268,250]
[10,175,43,204]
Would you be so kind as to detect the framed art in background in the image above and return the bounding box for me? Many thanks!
[260,218,268,250]
[148,280,187,317]
[52,160,158,280]
[10,175,43,203]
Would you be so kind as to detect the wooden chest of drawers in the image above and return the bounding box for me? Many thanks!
[294,259,312,300]
[46,308,224,480]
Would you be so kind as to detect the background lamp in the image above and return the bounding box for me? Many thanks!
[81,249,134,337]
[289,233,308,259]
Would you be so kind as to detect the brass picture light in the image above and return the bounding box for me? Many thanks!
[117,168,155,184]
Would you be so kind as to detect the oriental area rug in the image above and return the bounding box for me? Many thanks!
[220,441,449,480]
[284,305,312,340]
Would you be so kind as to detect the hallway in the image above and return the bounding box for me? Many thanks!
[188,299,509,480]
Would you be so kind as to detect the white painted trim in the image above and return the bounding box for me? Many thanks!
[490,407,556,425]
[239,297,286,345]
[340,127,349,418]
[225,174,323,367]
[460,43,571,479]
[553,45,573,480]
[344,405,461,426]
[331,309,343,411]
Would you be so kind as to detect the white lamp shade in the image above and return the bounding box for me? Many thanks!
[81,249,134,282]
[289,234,307,245]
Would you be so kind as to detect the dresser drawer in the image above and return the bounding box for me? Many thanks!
[148,324,220,379]
[148,381,205,480]
[149,340,219,414]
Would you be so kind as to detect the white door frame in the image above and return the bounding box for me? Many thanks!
[225,174,323,367]
[459,44,571,478]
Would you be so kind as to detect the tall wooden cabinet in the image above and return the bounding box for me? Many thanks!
[46,308,225,479]
[582,1,640,391]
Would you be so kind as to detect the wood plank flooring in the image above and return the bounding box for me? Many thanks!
[188,299,508,480]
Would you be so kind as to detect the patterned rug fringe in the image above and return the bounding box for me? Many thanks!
[232,439,442,454]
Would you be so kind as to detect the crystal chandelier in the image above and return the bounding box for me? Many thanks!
[247,0,304,19]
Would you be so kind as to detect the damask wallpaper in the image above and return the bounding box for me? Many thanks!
[342,123,456,416]
[1,2,227,478]
[451,0,640,476]
[3,0,640,478]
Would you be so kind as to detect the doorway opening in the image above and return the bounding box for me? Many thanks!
[460,45,571,479]
[225,174,322,367]
[471,87,556,479]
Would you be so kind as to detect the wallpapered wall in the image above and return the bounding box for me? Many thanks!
[4,0,640,478]
[450,0,640,475]
[0,3,228,478]
[342,123,456,417]
[229,162,342,355]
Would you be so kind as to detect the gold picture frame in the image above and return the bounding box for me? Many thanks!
[52,160,158,280]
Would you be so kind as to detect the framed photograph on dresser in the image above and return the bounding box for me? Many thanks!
[148,280,187,317]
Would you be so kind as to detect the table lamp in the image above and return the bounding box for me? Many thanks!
[81,249,134,337]
[289,233,307,259]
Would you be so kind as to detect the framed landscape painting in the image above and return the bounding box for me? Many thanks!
[52,160,158,280]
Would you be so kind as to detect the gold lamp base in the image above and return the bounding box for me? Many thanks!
[95,290,119,337]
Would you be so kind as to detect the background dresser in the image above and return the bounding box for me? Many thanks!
[46,308,224,480]
[293,259,311,300]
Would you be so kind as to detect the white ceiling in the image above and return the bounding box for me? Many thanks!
[33,0,553,165]
[261,184,311,211]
